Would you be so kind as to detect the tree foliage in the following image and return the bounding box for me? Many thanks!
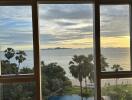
[41,62,72,99]
[69,54,109,98]
[69,55,91,98]
[4,48,15,61]
[2,48,121,100]
[101,55,109,71]
[1,60,18,74]
[111,64,123,72]
[15,50,27,72]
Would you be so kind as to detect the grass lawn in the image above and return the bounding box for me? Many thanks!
[64,86,81,94]
[64,86,94,97]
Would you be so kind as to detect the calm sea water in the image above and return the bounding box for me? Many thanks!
[0,48,131,100]
[0,48,130,78]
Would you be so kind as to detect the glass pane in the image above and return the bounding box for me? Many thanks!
[0,6,34,75]
[0,82,35,100]
[100,5,130,72]
[39,4,95,100]
[101,78,132,100]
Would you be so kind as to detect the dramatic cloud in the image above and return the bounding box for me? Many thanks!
[100,5,129,37]
[0,4,130,50]
[0,6,33,50]
[39,4,93,20]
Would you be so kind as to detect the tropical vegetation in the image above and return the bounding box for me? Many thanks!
[1,48,132,100]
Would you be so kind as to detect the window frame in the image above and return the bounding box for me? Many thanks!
[0,0,41,100]
[99,1,132,100]
[0,4,35,81]
[0,0,131,100]
[100,4,132,78]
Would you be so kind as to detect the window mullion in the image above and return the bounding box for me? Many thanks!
[94,0,101,100]
[32,0,42,100]
[101,0,130,4]
[0,75,35,83]
[0,0,31,5]
[38,0,92,4]
[101,71,132,79]
[130,3,132,71]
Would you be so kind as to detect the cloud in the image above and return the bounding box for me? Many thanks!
[100,5,129,37]
[0,33,33,44]
[101,36,130,48]
[39,4,94,49]
[0,6,33,50]
[0,4,130,50]
[101,5,128,18]
[39,4,93,20]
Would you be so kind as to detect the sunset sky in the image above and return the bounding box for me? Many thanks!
[0,4,130,50]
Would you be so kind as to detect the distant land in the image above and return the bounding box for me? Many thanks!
[0,47,129,52]
[41,47,129,50]
[41,47,72,50]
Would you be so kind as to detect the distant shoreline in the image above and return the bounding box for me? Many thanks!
[41,47,72,50]
[0,47,129,52]
[41,47,130,50]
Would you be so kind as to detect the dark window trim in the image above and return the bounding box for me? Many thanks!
[0,0,131,100]
[0,0,131,5]
[0,74,34,83]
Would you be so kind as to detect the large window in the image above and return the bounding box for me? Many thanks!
[0,2,36,100]
[0,0,131,100]
[100,5,130,72]
[100,1,132,100]
[0,6,34,75]
[101,78,132,100]
[39,4,95,100]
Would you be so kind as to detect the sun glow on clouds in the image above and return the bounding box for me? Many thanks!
[40,36,130,49]
[42,37,93,49]
[101,36,130,48]
[0,5,130,50]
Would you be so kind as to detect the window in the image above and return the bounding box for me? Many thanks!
[100,1,132,100]
[0,6,34,75]
[0,1,37,100]
[0,0,131,100]
[101,78,132,100]
[39,4,95,100]
[100,5,130,72]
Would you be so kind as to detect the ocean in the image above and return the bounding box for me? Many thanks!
[0,48,130,79]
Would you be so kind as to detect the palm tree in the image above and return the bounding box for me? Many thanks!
[82,54,94,92]
[111,64,123,86]
[101,55,109,71]
[83,54,108,90]
[69,55,85,100]
[111,64,123,72]
[4,48,15,62]
[69,54,109,99]
[15,50,27,73]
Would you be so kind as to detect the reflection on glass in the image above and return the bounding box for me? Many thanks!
[39,4,95,100]
[0,82,35,100]
[100,5,130,72]
[0,6,34,75]
[101,78,132,100]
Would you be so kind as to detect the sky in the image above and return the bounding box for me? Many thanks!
[0,4,130,50]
